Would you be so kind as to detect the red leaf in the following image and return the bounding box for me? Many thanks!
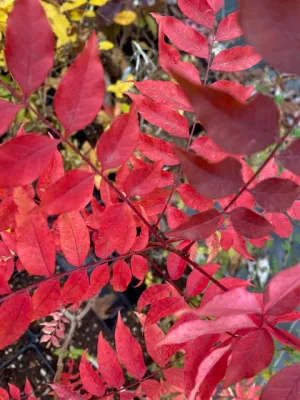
[215,11,243,41]
[176,183,213,212]
[287,200,300,221]
[223,329,274,388]
[167,207,188,230]
[206,0,223,12]
[277,139,300,176]
[0,293,33,350]
[0,388,9,400]
[264,263,300,316]
[79,349,105,396]
[229,207,273,239]
[167,240,196,280]
[16,209,56,276]
[50,384,84,400]
[81,263,110,301]
[211,46,261,72]
[152,14,208,59]
[130,206,149,252]
[124,160,163,196]
[266,324,300,351]
[240,0,300,75]
[185,264,221,297]
[139,133,179,166]
[145,296,186,326]
[173,146,243,199]
[32,280,61,320]
[100,176,118,207]
[0,134,58,188]
[137,284,172,312]
[0,101,23,136]
[197,287,262,317]
[54,32,104,136]
[57,211,90,267]
[265,213,293,239]
[115,313,146,379]
[97,105,139,170]
[37,150,64,199]
[141,380,161,400]
[5,0,54,98]
[135,80,193,112]
[8,384,20,400]
[127,93,189,138]
[110,260,132,292]
[178,0,214,29]
[169,74,280,155]
[168,209,222,241]
[260,364,300,400]
[40,169,94,215]
[164,367,185,391]
[210,80,254,102]
[0,197,17,232]
[97,332,124,389]
[60,270,89,305]
[131,255,148,282]
[252,178,300,213]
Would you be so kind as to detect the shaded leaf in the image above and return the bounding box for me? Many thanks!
[0,101,23,136]
[260,364,300,400]
[277,139,300,176]
[229,207,273,239]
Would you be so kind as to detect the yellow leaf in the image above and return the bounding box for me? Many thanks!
[85,9,96,17]
[90,0,109,5]
[120,103,130,114]
[0,0,14,10]
[0,50,5,67]
[99,40,114,51]
[113,10,137,26]
[60,0,87,12]
[107,74,134,99]
[42,2,72,44]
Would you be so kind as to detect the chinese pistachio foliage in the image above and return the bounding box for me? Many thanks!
[0,0,300,399]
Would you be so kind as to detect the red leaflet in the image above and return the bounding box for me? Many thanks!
[277,139,300,176]
[223,329,274,388]
[168,209,222,241]
[54,32,104,136]
[141,380,161,400]
[191,137,229,162]
[260,364,300,400]
[215,11,242,41]
[173,146,243,199]
[137,284,172,312]
[32,280,60,320]
[211,46,261,72]
[124,160,163,197]
[60,270,89,305]
[145,296,186,326]
[178,0,214,29]
[0,388,9,400]
[37,150,64,199]
[8,384,20,400]
[251,178,300,212]
[50,384,84,400]
[131,255,148,282]
[0,293,33,350]
[287,200,300,221]
[139,133,179,166]
[97,332,124,389]
[169,73,280,155]
[128,93,189,138]
[81,263,110,301]
[0,134,58,188]
[100,176,118,207]
[167,207,188,230]
[57,211,90,267]
[240,0,300,75]
[185,264,221,297]
[5,0,54,98]
[210,81,254,102]
[164,368,185,391]
[206,0,223,12]
[115,313,146,379]
[229,207,273,239]
[176,184,213,212]
[79,350,105,396]
[0,101,23,136]
[16,209,56,276]
[135,80,193,112]
[130,206,149,252]
[97,106,139,170]
[266,324,300,351]
[265,213,293,239]
[40,170,94,215]
[152,14,208,59]
[0,197,17,232]
[110,260,132,292]
[264,263,300,316]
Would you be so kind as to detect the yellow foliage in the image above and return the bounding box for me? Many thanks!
[60,0,87,12]
[0,0,14,10]
[90,0,109,5]
[113,10,137,26]
[70,9,96,20]
[0,50,5,67]
[99,40,114,51]
[107,74,134,99]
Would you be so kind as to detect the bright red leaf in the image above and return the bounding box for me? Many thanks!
[110,260,132,292]
[215,11,243,41]
[211,46,261,72]
[32,280,60,320]
[229,207,273,239]
[36,149,65,199]
[137,284,172,312]
[141,379,161,400]
[177,0,214,29]
[131,255,148,282]
[79,349,105,396]
[0,101,23,136]
[185,264,221,297]
[139,133,179,166]
[210,80,254,102]
[145,296,186,326]
[81,263,110,301]
[260,364,300,400]
[176,183,213,212]
[60,270,89,305]
[206,0,223,12]
[265,213,293,239]
[124,160,163,197]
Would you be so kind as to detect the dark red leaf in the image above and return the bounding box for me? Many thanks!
[210,80,254,102]
[137,284,172,312]
[79,349,105,396]
[32,280,60,320]
[260,364,300,400]
[139,133,179,166]
[81,263,110,301]
[251,178,300,212]
[0,293,33,350]
[97,332,124,389]
[145,296,186,326]
[60,270,89,305]
[266,324,300,351]
[229,207,273,239]
[97,105,139,170]
[0,101,23,136]
[178,0,214,29]
[277,139,300,176]
[110,260,132,292]
[168,73,280,155]
[40,169,94,215]
[5,0,54,98]
[54,32,104,136]
[115,313,146,379]
[240,0,300,75]
[211,46,261,72]
[185,264,221,297]
[168,209,222,241]
[173,146,243,199]
[0,134,58,188]
[215,11,242,41]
